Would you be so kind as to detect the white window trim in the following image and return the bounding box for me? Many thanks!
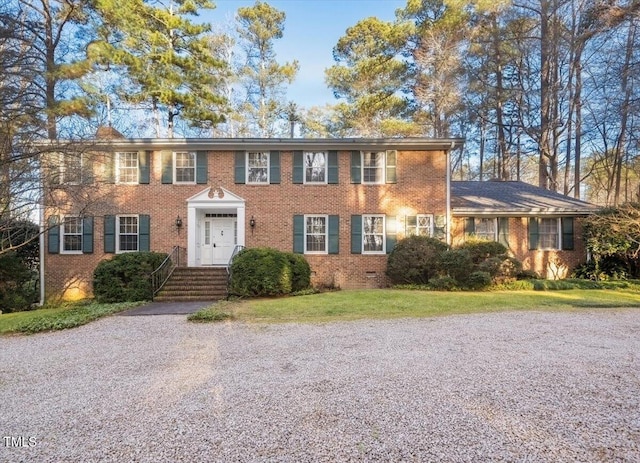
[173,151,196,185]
[60,216,83,254]
[246,151,270,185]
[115,152,139,185]
[474,217,498,241]
[304,214,328,255]
[407,214,434,237]
[362,214,386,254]
[303,151,328,185]
[116,215,139,254]
[361,151,385,185]
[538,217,561,251]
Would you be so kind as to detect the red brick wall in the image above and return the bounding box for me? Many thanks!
[451,216,588,278]
[44,148,448,300]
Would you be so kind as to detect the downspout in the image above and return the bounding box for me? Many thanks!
[39,155,45,306]
[446,142,453,245]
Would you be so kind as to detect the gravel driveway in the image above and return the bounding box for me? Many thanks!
[1,309,639,462]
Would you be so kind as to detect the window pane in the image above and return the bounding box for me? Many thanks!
[175,152,195,183]
[417,215,431,236]
[363,152,384,183]
[62,217,82,251]
[63,154,82,184]
[117,152,138,183]
[304,152,326,182]
[539,218,558,249]
[305,216,326,252]
[248,152,269,183]
[475,218,496,241]
[119,216,138,252]
[363,216,384,252]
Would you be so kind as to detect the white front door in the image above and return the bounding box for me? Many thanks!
[200,217,236,266]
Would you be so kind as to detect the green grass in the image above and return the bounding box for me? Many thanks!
[208,286,640,324]
[187,303,234,323]
[0,301,143,335]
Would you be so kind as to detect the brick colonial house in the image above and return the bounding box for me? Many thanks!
[41,135,595,301]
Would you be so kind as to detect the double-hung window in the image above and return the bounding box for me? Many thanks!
[406,215,433,237]
[62,154,82,184]
[475,218,497,241]
[247,152,269,184]
[538,218,559,249]
[362,152,385,184]
[117,215,139,252]
[305,215,327,254]
[174,152,196,183]
[363,215,385,253]
[304,152,327,183]
[116,152,139,184]
[61,217,82,253]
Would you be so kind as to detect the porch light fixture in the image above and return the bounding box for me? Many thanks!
[249,216,256,229]
[175,215,183,229]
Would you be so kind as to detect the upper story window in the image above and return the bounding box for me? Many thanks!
[116,152,139,184]
[406,214,433,237]
[363,152,385,183]
[351,150,397,184]
[304,152,327,183]
[174,152,196,183]
[61,216,82,253]
[117,215,139,252]
[247,152,269,184]
[305,215,328,254]
[363,215,385,254]
[49,153,92,185]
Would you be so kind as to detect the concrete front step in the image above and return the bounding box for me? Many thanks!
[155,266,228,302]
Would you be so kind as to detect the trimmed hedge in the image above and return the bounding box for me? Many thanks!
[230,248,311,297]
[93,252,167,303]
[386,236,449,285]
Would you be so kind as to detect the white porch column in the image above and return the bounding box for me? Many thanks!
[187,205,197,267]
[237,205,246,248]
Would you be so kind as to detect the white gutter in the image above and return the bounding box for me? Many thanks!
[38,159,45,306]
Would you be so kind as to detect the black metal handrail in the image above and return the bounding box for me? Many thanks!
[150,246,184,300]
[226,244,245,299]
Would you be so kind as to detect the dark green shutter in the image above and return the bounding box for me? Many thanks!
[293,215,304,254]
[270,151,281,184]
[139,151,150,184]
[47,215,60,254]
[293,151,304,184]
[82,153,94,184]
[434,215,446,240]
[161,151,173,184]
[82,217,94,254]
[234,151,245,184]
[104,215,116,253]
[196,151,208,184]
[350,151,361,184]
[498,217,509,248]
[328,151,339,184]
[351,215,362,254]
[104,154,115,184]
[139,214,150,252]
[562,217,574,250]
[386,215,397,254]
[328,215,339,254]
[386,150,397,184]
[465,218,475,236]
[528,217,539,250]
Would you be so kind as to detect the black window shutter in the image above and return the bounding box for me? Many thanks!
[234,151,246,184]
[386,215,397,253]
[351,215,362,254]
[528,217,539,250]
[350,151,361,184]
[139,215,150,252]
[328,215,339,254]
[161,151,173,184]
[385,150,397,184]
[48,215,60,254]
[196,151,208,184]
[139,151,150,184]
[465,218,475,236]
[293,215,304,253]
[293,151,304,184]
[328,151,339,184]
[104,215,116,253]
[498,217,509,248]
[270,151,281,184]
[561,217,574,250]
[82,217,94,254]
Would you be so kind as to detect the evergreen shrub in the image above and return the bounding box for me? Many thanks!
[93,252,167,303]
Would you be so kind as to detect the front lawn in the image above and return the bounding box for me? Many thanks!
[199,286,640,324]
[0,301,143,335]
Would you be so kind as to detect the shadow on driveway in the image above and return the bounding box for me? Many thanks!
[119,301,215,316]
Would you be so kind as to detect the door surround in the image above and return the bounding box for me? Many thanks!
[186,186,246,267]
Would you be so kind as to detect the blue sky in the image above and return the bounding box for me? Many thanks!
[204,0,406,108]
